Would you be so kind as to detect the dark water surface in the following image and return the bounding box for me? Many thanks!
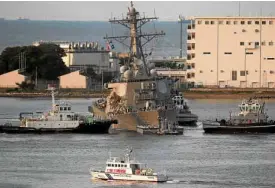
[1,98,275,188]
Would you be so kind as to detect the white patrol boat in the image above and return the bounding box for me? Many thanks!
[90,149,168,182]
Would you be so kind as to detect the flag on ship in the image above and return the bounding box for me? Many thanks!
[107,40,115,50]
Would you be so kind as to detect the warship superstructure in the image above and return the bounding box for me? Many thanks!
[89,2,180,132]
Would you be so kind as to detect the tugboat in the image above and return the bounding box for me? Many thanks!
[0,85,117,134]
[203,97,275,134]
[172,94,198,126]
[90,148,168,182]
[137,116,183,135]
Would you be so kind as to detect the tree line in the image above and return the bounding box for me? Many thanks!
[0,44,70,80]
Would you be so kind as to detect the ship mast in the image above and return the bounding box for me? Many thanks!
[104,1,165,76]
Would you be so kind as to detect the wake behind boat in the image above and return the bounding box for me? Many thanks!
[203,97,275,134]
[0,85,117,134]
[90,148,168,182]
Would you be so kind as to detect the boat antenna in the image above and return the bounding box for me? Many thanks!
[104,1,165,76]
[47,84,56,111]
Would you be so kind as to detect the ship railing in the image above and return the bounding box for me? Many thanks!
[89,168,105,173]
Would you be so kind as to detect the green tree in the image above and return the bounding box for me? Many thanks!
[0,44,69,80]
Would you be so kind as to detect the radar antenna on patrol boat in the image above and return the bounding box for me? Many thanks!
[104,1,165,76]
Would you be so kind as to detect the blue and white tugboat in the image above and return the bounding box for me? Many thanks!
[203,97,275,134]
[90,148,168,182]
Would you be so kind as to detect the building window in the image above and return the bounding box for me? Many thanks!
[270,71,274,74]
[241,21,245,25]
[255,42,260,46]
[262,21,266,25]
[232,71,237,80]
[203,52,211,55]
[211,21,215,24]
[191,53,195,58]
[269,41,274,46]
[269,21,273,25]
[199,70,203,73]
[234,21,238,25]
[205,21,209,25]
[191,73,195,77]
[248,21,252,25]
[226,21,231,25]
[220,70,224,73]
[265,57,275,60]
[246,52,253,55]
[191,63,195,68]
[218,20,223,24]
[224,52,232,55]
[240,71,247,76]
[262,41,265,46]
[255,21,259,25]
[240,42,244,46]
[242,29,246,32]
[255,29,260,33]
[198,20,202,24]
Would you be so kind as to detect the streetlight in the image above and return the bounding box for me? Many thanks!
[178,15,185,58]
[244,48,247,88]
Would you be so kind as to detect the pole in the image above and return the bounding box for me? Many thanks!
[35,66,38,88]
[244,48,247,88]
[238,1,241,16]
[101,71,103,91]
[180,17,183,58]
[259,9,262,87]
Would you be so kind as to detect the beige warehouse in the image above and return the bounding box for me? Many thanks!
[186,17,275,88]
[0,69,26,88]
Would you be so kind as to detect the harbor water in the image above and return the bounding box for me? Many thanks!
[1,97,275,188]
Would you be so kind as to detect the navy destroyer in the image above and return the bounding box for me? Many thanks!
[89,2,182,133]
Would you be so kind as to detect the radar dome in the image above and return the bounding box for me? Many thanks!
[124,70,133,80]
[135,59,143,66]
[148,63,155,69]
[150,69,157,77]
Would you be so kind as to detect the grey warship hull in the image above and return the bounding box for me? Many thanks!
[90,103,177,131]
